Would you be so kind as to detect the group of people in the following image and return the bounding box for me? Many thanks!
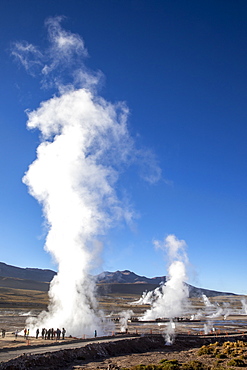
[2,327,100,341]
[2,327,67,340]
[37,327,66,340]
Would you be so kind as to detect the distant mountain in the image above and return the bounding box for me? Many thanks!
[95,270,166,285]
[186,283,235,298]
[0,263,235,297]
[95,270,235,298]
[0,262,56,283]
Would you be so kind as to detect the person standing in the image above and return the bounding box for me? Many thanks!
[62,328,66,340]
[47,328,51,340]
[57,328,61,340]
[41,328,46,339]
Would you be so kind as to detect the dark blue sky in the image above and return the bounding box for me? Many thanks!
[0,0,246,294]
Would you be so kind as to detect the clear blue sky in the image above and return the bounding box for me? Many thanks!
[0,0,246,294]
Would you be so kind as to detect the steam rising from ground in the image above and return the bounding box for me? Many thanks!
[23,82,131,337]
[142,235,189,321]
[119,310,134,332]
[137,234,189,344]
[199,295,247,320]
[13,17,160,336]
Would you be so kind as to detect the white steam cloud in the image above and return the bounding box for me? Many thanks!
[119,310,133,332]
[142,235,189,320]
[13,17,161,336]
[23,89,132,336]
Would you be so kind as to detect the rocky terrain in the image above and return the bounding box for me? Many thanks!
[1,333,247,369]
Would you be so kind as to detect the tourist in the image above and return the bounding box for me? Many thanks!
[62,327,66,340]
[41,328,46,339]
[36,328,39,339]
[2,329,6,338]
[57,328,61,340]
[94,330,97,338]
[47,328,51,340]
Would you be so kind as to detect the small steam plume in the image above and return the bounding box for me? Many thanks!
[201,294,229,319]
[130,287,162,305]
[142,234,189,321]
[202,294,214,307]
[204,321,214,335]
[199,294,240,324]
[12,17,160,337]
[118,309,133,332]
[165,321,176,345]
[241,299,247,314]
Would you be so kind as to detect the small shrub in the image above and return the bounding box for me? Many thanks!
[214,359,223,366]
[222,347,231,356]
[213,359,232,369]
[159,360,180,370]
[160,360,179,365]
[198,345,214,356]
[227,358,245,367]
[198,344,221,357]
[215,353,227,359]
[181,360,206,370]
[229,350,243,357]
[132,365,166,370]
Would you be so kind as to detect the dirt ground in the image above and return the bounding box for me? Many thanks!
[1,295,247,369]
[2,333,247,369]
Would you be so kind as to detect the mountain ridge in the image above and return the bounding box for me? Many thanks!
[0,262,235,297]
[0,262,56,282]
[96,269,166,285]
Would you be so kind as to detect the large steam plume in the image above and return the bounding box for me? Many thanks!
[142,234,189,320]
[12,17,160,336]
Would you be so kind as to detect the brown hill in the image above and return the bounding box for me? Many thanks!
[0,262,55,282]
[0,276,49,292]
